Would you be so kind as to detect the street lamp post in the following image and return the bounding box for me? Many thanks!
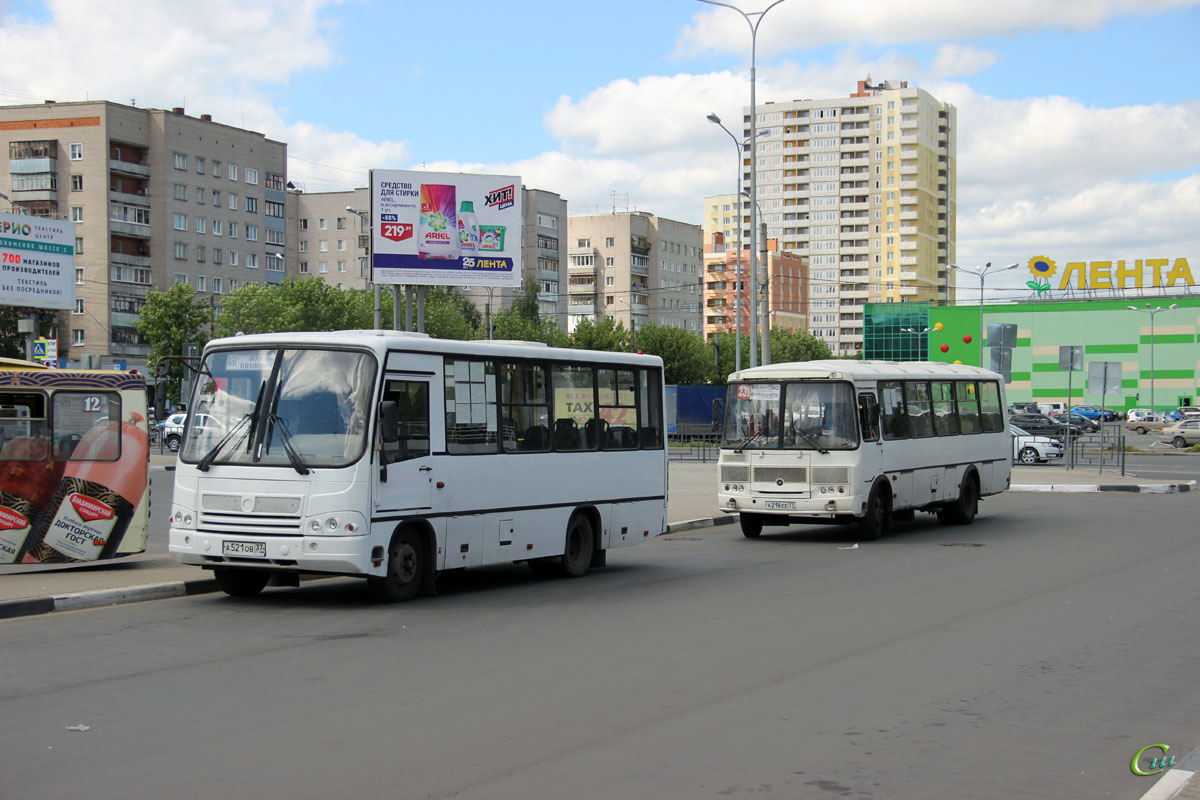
[346,206,381,329]
[947,261,1018,365]
[699,0,788,369]
[900,327,931,361]
[741,189,771,365]
[706,113,745,372]
[1127,303,1177,412]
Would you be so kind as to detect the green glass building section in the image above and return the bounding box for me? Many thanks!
[863,295,1200,411]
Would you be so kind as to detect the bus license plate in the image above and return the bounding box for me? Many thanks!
[764,500,796,510]
[223,540,267,558]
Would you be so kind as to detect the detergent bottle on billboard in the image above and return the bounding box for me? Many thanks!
[22,413,148,563]
[0,436,64,563]
[457,200,479,254]
[418,184,460,260]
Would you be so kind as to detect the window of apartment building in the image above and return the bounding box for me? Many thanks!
[318,218,327,230]
[174,153,187,170]
[73,329,85,346]
[196,246,205,263]
[229,279,238,291]
[196,275,206,292]
[196,187,205,204]
[174,242,187,260]
[196,217,206,234]
[70,206,83,222]
[245,197,257,213]
[213,277,223,294]
[299,261,308,273]
[69,143,82,160]
[212,248,222,265]
[173,214,188,231]
[228,163,238,181]
[212,219,222,236]
[244,167,258,185]
[174,184,187,201]
[228,193,238,210]
[605,276,614,286]
[605,257,614,266]
[229,250,238,266]
[265,200,284,218]
[337,260,346,273]
[267,229,284,246]
[75,267,85,283]
[359,258,368,277]
[605,237,614,247]
[75,236,83,254]
[228,222,238,239]
[536,213,557,229]
[336,217,347,230]
[319,261,328,273]
[299,240,308,253]
[319,239,328,252]
[212,189,221,206]
[246,225,258,241]
[70,175,83,191]
[194,157,205,174]
[175,273,189,286]
[299,219,308,231]
[265,173,284,191]
[212,160,221,177]
[577,238,590,247]
[246,253,258,269]
[337,239,346,251]
[74,298,84,315]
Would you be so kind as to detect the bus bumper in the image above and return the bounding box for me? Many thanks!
[169,528,374,576]
[717,492,860,516]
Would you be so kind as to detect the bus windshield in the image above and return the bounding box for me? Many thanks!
[723,380,858,451]
[181,348,376,468]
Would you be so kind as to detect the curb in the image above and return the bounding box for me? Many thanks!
[1011,481,1195,494]
[0,579,217,620]
[1138,743,1200,800]
[665,516,736,535]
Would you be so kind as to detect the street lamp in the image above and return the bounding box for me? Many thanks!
[617,296,638,351]
[900,327,931,361]
[1127,303,1177,412]
[741,189,771,365]
[707,112,745,372]
[346,205,381,329]
[947,261,1018,365]
[698,0,789,369]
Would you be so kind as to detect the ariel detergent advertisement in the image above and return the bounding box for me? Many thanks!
[370,169,522,288]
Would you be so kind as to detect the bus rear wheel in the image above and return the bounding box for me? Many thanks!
[938,477,978,526]
[739,513,763,538]
[213,567,270,597]
[561,513,594,578]
[369,529,424,602]
[859,488,889,541]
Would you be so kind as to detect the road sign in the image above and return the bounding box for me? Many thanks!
[1087,361,1122,394]
[1058,345,1083,371]
[32,338,57,367]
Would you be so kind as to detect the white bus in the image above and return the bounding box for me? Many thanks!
[167,330,667,601]
[718,360,1010,539]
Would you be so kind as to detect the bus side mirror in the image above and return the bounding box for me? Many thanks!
[378,400,400,443]
[153,381,168,421]
[711,398,723,432]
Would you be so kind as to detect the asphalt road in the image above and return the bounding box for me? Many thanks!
[2,490,1197,799]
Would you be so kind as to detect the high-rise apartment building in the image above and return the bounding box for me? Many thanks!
[293,188,371,290]
[0,100,288,366]
[743,79,956,354]
[566,212,703,337]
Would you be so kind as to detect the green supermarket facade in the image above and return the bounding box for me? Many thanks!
[863,294,1200,412]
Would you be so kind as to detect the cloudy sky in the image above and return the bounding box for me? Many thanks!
[1,0,1197,299]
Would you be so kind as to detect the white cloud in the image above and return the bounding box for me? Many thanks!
[675,0,1200,57]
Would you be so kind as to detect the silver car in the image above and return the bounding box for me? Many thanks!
[1011,424,1063,464]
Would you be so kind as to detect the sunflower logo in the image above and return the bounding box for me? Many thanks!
[1026,255,1056,296]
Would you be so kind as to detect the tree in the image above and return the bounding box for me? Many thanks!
[634,324,709,385]
[490,310,569,346]
[418,286,482,340]
[213,276,371,337]
[770,328,833,363]
[570,317,630,352]
[134,282,212,402]
[0,307,57,360]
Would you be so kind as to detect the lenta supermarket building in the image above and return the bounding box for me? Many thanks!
[863,256,1199,412]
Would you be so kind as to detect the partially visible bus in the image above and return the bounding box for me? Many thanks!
[167,330,667,601]
[718,360,1010,540]
[0,368,150,564]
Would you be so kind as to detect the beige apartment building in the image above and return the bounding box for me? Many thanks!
[743,79,956,355]
[1,100,288,367]
[701,231,808,342]
[565,212,703,338]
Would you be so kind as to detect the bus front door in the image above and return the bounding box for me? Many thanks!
[375,376,435,513]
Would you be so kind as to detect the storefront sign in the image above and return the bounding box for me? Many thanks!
[1027,255,1194,294]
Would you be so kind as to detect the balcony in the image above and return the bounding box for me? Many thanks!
[109,189,150,207]
[899,286,919,297]
[899,180,918,190]
[840,245,869,255]
[840,274,869,284]
[110,251,152,268]
[899,165,918,175]
[900,135,918,145]
[899,196,919,205]
[109,158,150,178]
[899,256,918,266]
[899,211,918,221]
[568,303,596,315]
[109,220,151,238]
[630,261,649,276]
[840,288,869,299]
[568,280,595,292]
[899,226,917,235]
[899,241,917,251]
[899,271,918,281]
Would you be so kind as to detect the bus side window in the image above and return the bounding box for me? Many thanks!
[638,369,663,450]
[879,381,909,440]
[382,380,429,464]
[858,393,879,442]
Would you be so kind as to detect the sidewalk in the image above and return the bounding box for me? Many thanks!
[1,461,1193,619]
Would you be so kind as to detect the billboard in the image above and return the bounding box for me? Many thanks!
[370,170,522,288]
[0,212,75,310]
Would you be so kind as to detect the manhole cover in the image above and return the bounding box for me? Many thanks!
[941,542,985,547]
[664,537,702,542]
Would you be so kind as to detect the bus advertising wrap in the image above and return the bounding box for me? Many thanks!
[369,169,523,288]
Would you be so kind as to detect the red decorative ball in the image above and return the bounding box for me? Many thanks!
[963,334,972,344]
[940,343,950,353]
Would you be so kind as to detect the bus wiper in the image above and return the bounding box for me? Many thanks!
[729,431,758,455]
[266,413,310,475]
[197,414,254,472]
[792,425,830,454]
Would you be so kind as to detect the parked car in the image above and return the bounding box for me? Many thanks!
[1071,405,1121,422]
[1011,424,1064,464]
[1161,418,1200,449]
[1126,414,1168,435]
[161,412,222,452]
[1125,408,1153,423]
[1009,413,1081,438]
[1163,407,1200,422]
[1008,402,1039,415]
[1051,412,1101,433]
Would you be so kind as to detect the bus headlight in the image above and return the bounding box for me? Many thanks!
[171,506,195,529]
[305,512,366,536]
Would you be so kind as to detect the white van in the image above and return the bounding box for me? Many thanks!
[1036,402,1065,416]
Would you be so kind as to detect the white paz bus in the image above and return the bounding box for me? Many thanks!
[168,331,667,601]
[718,360,1011,539]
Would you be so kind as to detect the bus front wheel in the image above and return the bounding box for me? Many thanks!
[739,513,763,538]
[213,567,270,597]
[859,488,890,541]
[369,529,424,602]
[561,513,594,578]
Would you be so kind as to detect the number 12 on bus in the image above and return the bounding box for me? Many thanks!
[167,330,667,601]
[718,360,1011,540]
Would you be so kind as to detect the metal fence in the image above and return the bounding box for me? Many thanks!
[1065,427,1126,475]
